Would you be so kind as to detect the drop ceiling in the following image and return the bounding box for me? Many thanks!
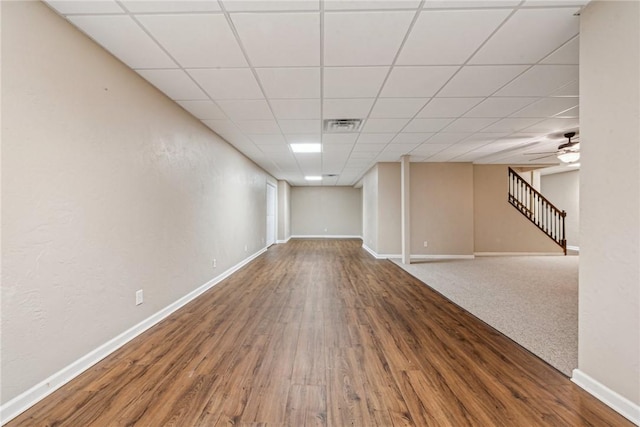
[45,0,585,186]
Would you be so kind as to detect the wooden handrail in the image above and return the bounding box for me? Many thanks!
[507,167,567,255]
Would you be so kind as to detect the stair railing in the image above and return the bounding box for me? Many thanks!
[508,167,567,255]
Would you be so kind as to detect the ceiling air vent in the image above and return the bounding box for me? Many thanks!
[323,118,363,133]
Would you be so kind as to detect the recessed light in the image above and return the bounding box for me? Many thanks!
[305,176,322,181]
[290,143,321,153]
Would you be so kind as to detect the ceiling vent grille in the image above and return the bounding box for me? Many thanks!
[323,118,363,133]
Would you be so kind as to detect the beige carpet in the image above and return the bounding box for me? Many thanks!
[390,255,578,376]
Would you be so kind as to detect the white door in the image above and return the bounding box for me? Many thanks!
[266,183,276,247]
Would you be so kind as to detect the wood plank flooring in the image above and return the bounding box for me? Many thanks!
[7,239,632,426]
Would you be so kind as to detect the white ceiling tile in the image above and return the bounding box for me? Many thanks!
[495,65,578,96]
[438,65,528,97]
[231,13,320,66]
[385,142,422,151]
[417,98,483,118]
[324,99,376,119]
[353,143,388,152]
[323,143,354,152]
[524,0,590,6]
[397,9,510,65]
[187,68,263,99]
[324,11,415,66]
[362,118,409,133]
[425,132,472,144]
[541,36,579,65]
[521,117,579,133]
[236,120,281,134]
[442,118,497,132]
[392,133,434,144]
[270,99,320,119]
[217,99,274,120]
[222,0,319,11]
[480,117,544,133]
[464,97,537,117]
[369,98,428,118]
[256,144,291,153]
[177,100,226,120]
[550,81,579,97]
[136,14,247,68]
[249,134,287,145]
[122,1,221,13]
[404,118,455,132]
[350,150,379,159]
[411,143,450,155]
[256,68,320,98]
[278,120,321,134]
[470,8,580,64]
[47,0,124,14]
[555,105,579,118]
[357,134,396,144]
[203,119,249,142]
[136,69,208,100]
[324,67,389,98]
[424,1,521,8]
[510,97,578,118]
[295,154,322,170]
[381,66,459,97]
[325,0,421,10]
[68,15,176,69]
[322,134,359,145]
[286,134,321,143]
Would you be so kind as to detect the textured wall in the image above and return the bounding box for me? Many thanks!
[1,1,271,403]
[290,186,362,237]
[579,0,640,406]
[410,163,474,255]
[541,170,579,248]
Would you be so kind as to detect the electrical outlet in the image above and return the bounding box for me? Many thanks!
[135,290,143,306]
[423,241,428,247]
[213,258,217,268]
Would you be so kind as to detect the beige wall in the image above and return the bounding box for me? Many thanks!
[579,0,639,407]
[541,170,579,249]
[474,165,563,254]
[277,180,291,242]
[1,1,273,404]
[377,163,402,255]
[410,163,474,255]
[290,186,362,237]
[361,166,378,252]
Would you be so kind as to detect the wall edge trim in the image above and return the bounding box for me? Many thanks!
[571,369,640,425]
[290,235,363,239]
[276,237,291,244]
[0,247,267,425]
[361,244,474,261]
[567,245,580,252]
[474,252,564,256]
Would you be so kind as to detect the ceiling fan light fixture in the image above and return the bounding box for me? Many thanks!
[557,151,580,163]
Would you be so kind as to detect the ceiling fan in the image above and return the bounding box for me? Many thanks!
[526,131,580,163]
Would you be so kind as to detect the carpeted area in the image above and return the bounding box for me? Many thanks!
[390,255,578,376]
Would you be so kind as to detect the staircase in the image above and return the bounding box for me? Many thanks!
[508,167,567,255]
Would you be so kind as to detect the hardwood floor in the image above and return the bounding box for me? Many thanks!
[7,239,632,426]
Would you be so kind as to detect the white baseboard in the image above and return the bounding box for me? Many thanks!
[572,369,640,425]
[362,244,473,261]
[567,245,580,252]
[474,252,563,256]
[0,248,267,426]
[290,235,362,239]
[276,236,291,244]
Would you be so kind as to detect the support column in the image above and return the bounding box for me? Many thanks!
[401,155,411,264]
